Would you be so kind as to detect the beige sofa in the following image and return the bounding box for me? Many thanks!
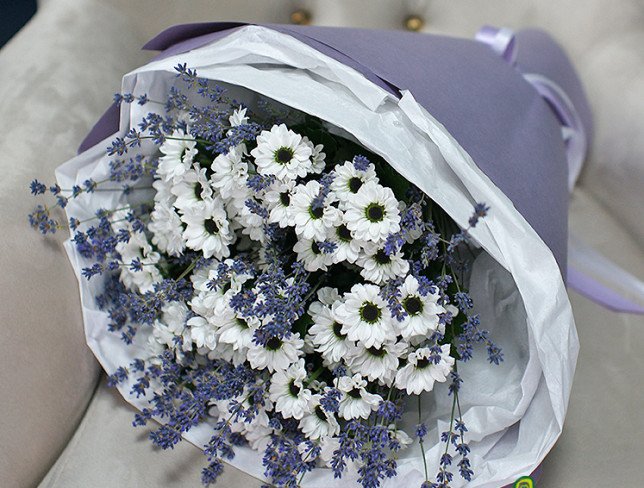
[1,1,642,487]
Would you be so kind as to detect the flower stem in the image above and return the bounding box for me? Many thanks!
[304,366,325,387]
[418,395,430,483]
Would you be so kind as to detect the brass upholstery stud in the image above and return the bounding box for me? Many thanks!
[403,14,425,32]
[290,9,312,25]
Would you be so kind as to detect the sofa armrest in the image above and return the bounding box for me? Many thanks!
[0,0,149,486]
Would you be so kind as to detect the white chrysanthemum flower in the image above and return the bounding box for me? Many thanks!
[299,394,340,440]
[181,197,234,259]
[308,300,351,364]
[151,301,190,350]
[319,437,359,470]
[152,177,174,205]
[331,160,378,207]
[229,106,249,127]
[445,303,459,319]
[335,283,395,348]
[251,124,313,180]
[290,181,342,241]
[227,192,266,243]
[205,341,248,367]
[217,308,256,352]
[396,275,446,340]
[269,359,313,420]
[293,237,335,272]
[399,202,424,243]
[192,258,253,295]
[357,244,410,285]
[190,260,221,292]
[345,181,400,243]
[171,165,212,211]
[146,334,165,359]
[393,428,413,448]
[394,345,455,394]
[327,221,363,264]
[347,340,407,385]
[188,315,218,350]
[189,289,225,323]
[304,136,326,174]
[213,392,273,450]
[246,333,304,372]
[264,178,295,228]
[316,287,341,306]
[244,423,273,452]
[148,201,185,256]
[115,230,162,293]
[335,374,382,420]
[157,131,197,182]
[211,144,249,200]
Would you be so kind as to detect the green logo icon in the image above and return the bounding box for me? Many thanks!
[514,476,534,488]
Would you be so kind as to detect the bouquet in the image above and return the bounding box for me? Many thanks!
[29,23,587,487]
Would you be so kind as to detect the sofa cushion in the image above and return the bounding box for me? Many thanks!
[38,377,262,488]
[0,0,149,486]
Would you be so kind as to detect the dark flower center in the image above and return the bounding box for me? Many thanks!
[315,405,327,421]
[289,379,301,397]
[265,337,283,351]
[309,205,324,219]
[416,358,430,369]
[236,318,249,329]
[336,224,352,242]
[332,321,346,339]
[365,203,385,222]
[374,249,391,265]
[347,387,362,399]
[403,296,423,316]
[275,147,294,164]
[360,302,381,323]
[311,241,321,255]
[348,177,363,193]
[279,192,290,206]
[204,218,219,235]
[366,346,386,357]
[194,183,203,201]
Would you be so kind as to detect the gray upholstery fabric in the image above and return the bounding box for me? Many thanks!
[1,0,641,487]
[0,1,149,487]
[38,377,263,488]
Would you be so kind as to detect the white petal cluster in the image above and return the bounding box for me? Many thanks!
[156,130,198,182]
[211,144,248,200]
[331,159,378,204]
[251,124,314,180]
[298,394,340,440]
[290,181,342,240]
[181,196,234,259]
[344,181,400,243]
[334,283,395,348]
[335,374,382,419]
[307,290,351,364]
[394,345,455,395]
[396,275,446,340]
[246,333,305,373]
[269,359,313,420]
[132,110,462,467]
[113,210,162,293]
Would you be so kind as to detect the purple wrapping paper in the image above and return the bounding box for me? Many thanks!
[70,23,592,486]
[81,22,592,278]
